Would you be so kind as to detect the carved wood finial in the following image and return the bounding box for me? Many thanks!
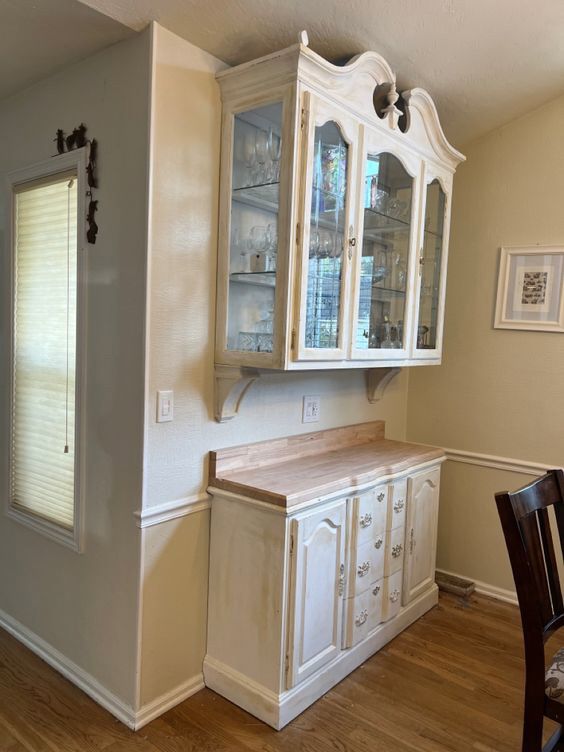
[382,82,402,130]
[298,30,309,47]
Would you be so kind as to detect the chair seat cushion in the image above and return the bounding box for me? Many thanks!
[546,647,564,702]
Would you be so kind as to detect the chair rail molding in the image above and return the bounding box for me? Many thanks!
[134,493,210,528]
[442,448,559,477]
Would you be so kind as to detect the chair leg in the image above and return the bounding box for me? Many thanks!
[522,695,544,752]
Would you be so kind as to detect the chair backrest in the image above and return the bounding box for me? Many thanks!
[496,469,564,639]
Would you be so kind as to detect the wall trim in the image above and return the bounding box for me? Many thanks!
[436,568,518,606]
[0,605,137,728]
[134,493,210,528]
[135,673,205,730]
[443,447,557,477]
[0,604,204,730]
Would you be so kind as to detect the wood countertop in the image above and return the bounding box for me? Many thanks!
[209,421,444,508]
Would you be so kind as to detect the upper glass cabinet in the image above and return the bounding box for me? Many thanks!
[354,152,414,357]
[415,179,447,353]
[214,37,464,375]
[225,102,283,356]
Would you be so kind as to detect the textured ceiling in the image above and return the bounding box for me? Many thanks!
[0,0,132,102]
[76,0,564,146]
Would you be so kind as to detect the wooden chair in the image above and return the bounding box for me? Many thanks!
[496,469,564,752]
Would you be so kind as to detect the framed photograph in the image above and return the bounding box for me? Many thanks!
[494,246,564,331]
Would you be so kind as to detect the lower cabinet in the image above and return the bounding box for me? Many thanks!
[204,458,443,730]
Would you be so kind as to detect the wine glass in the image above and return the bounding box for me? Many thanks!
[267,128,281,182]
[250,225,267,251]
[255,130,268,184]
[242,132,256,187]
[309,230,321,259]
[320,231,334,259]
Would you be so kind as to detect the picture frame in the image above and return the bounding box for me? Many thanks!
[494,245,564,332]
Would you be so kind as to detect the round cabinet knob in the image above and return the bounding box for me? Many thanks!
[390,589,400,603]
[392,544,403,558]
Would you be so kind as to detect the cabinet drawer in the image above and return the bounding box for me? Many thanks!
[388,479,407,530]
[354,485,388,546]
[382,570,403,622]
[384,526,405,577]
[344,578,384,647]
[350,535,385,596]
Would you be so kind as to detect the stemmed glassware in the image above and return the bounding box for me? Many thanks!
[267,128,281,182]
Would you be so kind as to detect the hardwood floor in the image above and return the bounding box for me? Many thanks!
[0,593,562,751]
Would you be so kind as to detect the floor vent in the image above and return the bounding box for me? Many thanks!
[436,571,475,598]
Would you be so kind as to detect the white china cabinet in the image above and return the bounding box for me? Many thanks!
[214,32,464,418]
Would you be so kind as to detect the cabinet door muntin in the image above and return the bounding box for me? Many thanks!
[411,168,452,359]
[294,92,358,361]
[350,128,422,360]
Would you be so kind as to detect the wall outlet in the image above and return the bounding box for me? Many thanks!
[302,394,320,424]
[157,390,174,423]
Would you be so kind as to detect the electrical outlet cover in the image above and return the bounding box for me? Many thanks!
[302,394,320,423]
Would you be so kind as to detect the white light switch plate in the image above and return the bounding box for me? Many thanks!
[302,394,320,423]
[157,390,174,423]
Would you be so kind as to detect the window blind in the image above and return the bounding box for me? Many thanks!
[11,174,78,529]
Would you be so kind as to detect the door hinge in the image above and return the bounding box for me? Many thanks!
[300,107,306,130]
[291,329,296,351]
[409,527,415,554]
[289,532,295,555]
[296,221,301,246]
[285,653,290,675]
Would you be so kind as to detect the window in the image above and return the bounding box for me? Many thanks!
[7,152,86,550]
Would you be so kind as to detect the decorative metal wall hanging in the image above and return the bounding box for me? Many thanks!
[53,123,99,244]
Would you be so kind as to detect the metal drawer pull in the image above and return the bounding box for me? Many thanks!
[372,585,381,596]
[389,589,400,603]
[392,543,403,558]
[377,492,385,502]
[357,561,371,577]
[338,563,345,596]
[359,513,373,529]
[374,537,384,550]
[394,499,405,513]
[355,609,368,627]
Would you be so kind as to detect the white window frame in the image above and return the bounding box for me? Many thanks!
[6,149,88,552]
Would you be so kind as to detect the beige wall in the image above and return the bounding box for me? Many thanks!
[0,32,151,706]
[407,94,564,594]
[138,23,411,706]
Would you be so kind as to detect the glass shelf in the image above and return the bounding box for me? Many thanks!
[370,286,406,300]
[230,271,276,288]
[231,181,280,212]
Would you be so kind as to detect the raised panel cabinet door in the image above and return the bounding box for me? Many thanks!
[403,466,441,604]
[287,499,347,688]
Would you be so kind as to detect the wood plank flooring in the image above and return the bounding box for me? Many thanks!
[0,593,562,751]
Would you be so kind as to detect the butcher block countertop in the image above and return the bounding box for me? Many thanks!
[208,421,444,508]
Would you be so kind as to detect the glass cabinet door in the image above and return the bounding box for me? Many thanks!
[225,102,283,356]
[297,101,356,360]
[415,179,447,353]
[353,152,415,357]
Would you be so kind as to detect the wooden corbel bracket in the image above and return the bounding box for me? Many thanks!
[366,367,401,403]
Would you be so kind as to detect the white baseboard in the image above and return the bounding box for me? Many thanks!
[436,568,518,605]
[204,586,438,730]
[0,605,204,730]
[0,606,137,727]
[135,674,205,729]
